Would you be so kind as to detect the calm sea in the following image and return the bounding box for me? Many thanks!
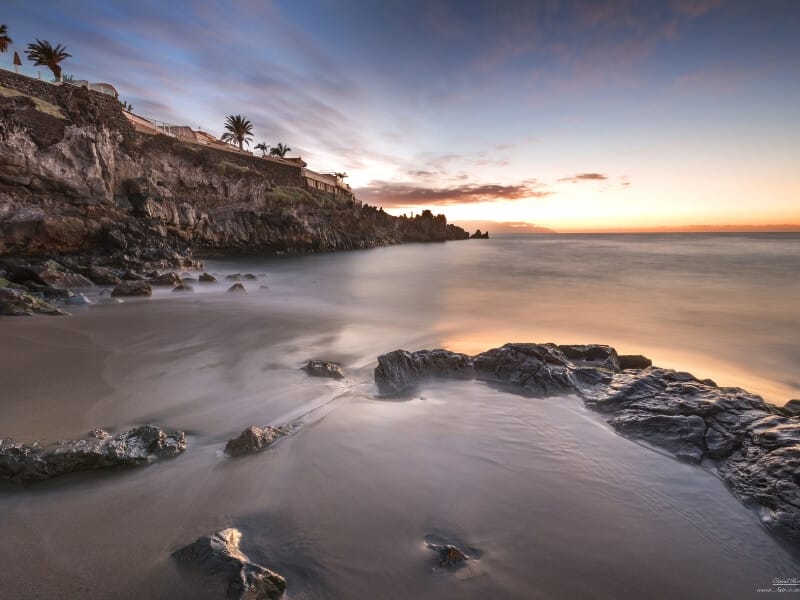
[0,232,798,598]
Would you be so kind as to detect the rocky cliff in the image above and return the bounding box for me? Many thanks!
[0,69,468,273]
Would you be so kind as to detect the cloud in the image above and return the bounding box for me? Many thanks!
[557,172,608,182]
[355,179,552,208]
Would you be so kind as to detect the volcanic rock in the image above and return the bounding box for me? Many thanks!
[0,425,186,484]
[224,426,290,457]
[172,528,286,599]
[302,360,344,380]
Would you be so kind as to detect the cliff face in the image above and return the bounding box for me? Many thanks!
[0,70,467,269]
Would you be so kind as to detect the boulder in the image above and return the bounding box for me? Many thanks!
[374,349,473,394]
[199,272,217,283]
[619,354,653,370]
[302,360,344,380]
[227,283,247,294]
[172,528,286,599]
[122,269,145,281]
[111,281,152,297]
[148,272,181,286]
[0,425,185,484]
[0,287,67,316]
[88,265,122,285]
[426,542,470,569]
[172,284,194,293]
[224,426,290,457]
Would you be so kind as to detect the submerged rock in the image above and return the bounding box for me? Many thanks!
[374,342,800,546]
[0,287,67,316]
[302,360,344,380]
[172,528,286,599]
[427,542,470,569]
[224,426,290,456]
[199,272,217,283]
[111,280,152,297]
[227,283,247,294]
[0,425,186,484]
[173,283,194,293]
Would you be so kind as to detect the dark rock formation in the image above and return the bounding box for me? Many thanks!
[224,426,290,457]
[199,272,217,283]
[0,286,67,316]
[427,542,470,569]
[172,528,286,599]
[470,229,489,239]
[111,280,152,297]
[148,272,181,286]
[302,360,345,380]
[172,283,194,293]
[0,425,185,484]
[227,283,247,294]
[375,342,800,546]
[375,349,473,394]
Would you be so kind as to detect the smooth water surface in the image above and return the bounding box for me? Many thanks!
[1,233,798,599]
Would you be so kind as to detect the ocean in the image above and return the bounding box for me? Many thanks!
[0,232,798,598]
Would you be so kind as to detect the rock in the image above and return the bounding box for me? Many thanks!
[619,354,653,370]
[122,269,145,281]
[374,349,474,394]
[243,274,257,280]
[0,287,67,316]
[302,360,344,380]
[88,265,121,285]
[172,284,194,293]
[0,425,185,484]
[36,268,93,289]
[148,271,181,286]
[781,400,800,416]
[172,528,286,600]
[227,283,247,294]
[473,344,581,396]
[374,342,800,546]
[427,542,470,568]
[181,277,197,284]
[224,426,290,457]
[111,281,152,297]
[610,413,707,463]
[199,272,217,283]
[226,273,242,281]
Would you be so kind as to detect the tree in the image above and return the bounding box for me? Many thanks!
[25,39,72,81]
[221,114,253,150]
[254,142,269,157]
[0,24,12,53]
[269,143,291,158]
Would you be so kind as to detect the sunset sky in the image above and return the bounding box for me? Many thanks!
[3,0,799,231]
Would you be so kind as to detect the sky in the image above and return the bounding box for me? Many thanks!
[2,0,799,231]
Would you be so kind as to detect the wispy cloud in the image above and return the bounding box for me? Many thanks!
[558,172,608,182]
[355,179,552,208]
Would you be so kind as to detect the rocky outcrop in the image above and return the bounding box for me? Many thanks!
[227,283,247,294]
[0,425,186,484]
[172,528,286,599]
[469,229,489,239]
[224,426,290,457]
[0,286,67,316]
[111,280,152,297]
[375,343,800,546]
[302,360,344,380]
[0,69,468,269]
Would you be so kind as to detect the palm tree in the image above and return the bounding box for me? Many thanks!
[254,142,270,157]
[25,39,71,81]
[0,24,12,53]
[221,114,253,150]
[270,143,291,158]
